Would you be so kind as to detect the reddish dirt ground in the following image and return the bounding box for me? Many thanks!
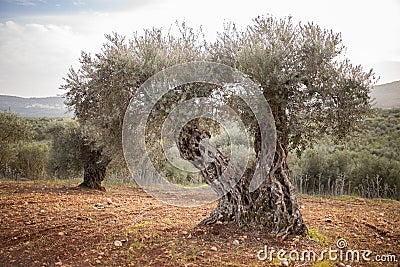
[0,180,399,267]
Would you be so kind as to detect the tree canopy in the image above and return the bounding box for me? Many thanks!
[0,111,32,165]
[210,17,375,153]
[63,16,375,159]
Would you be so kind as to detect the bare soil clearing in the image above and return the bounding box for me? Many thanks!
[0,181,399,266]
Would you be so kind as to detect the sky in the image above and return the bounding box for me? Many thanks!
[0,0,399,97]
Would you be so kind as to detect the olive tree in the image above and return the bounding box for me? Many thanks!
[47,119,84,179]
[61,25,206,190]
[0,112,32,177]
[176,16,375,238]
[62,16,375,238]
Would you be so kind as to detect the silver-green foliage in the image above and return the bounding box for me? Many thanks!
[209,16,376,153]
[0,111,33,177]
[61,16,376,193]
[47,119,84,179]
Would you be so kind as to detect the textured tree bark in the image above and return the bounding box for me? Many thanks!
[177,120,307,239]
[79,148,110,191]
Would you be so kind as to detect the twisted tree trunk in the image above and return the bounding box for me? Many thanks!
[177,120,307,239]
[79,147,111,191]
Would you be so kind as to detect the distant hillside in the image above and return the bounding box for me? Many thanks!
[371,80,400,108]
[0,95,72,117]
[0,81,399,117]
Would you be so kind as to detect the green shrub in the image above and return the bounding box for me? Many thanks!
[13,141,50,179]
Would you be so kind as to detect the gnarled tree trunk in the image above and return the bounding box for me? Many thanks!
[79,147,111,191]
[178,120,307,239]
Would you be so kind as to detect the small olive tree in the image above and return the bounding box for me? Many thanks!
[47,119,84,179]
[0,111,32,178]
[61,25,206,190]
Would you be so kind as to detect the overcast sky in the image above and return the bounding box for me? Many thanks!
[0,0,399,97]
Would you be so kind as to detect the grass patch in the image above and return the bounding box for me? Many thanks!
[103,180,138,187]
[312,260,335,267]
[335,195,365,201]
[174,183,208,188]
[308,227,329,246]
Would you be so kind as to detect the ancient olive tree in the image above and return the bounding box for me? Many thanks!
[62,16,375,238]
[175,17,375,238]
[203,16,374,237]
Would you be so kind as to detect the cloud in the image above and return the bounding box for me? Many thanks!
[6,0,46,6]
[72,0,85,7]
[0,0,399,97]
[7,0,37,6]
[374,61,400,84]
[0,20,86,97]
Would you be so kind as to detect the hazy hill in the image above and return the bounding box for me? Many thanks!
[0,95,72,117]
[371,80,400,108]
[0,80,399,117]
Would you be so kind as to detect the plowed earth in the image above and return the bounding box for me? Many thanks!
[0,181,399,267]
